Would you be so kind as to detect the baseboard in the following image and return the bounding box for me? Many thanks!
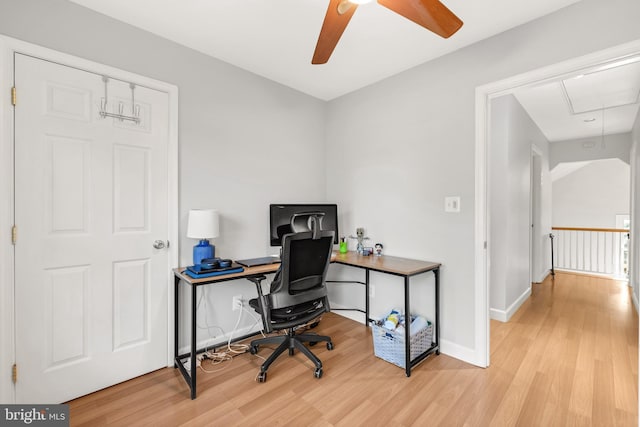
[177,323,263,357]
[489,308,508,322]
[439,339,482,367]
[329,303,367,324]
[180,305,367,357]
[632,287,639,315]
[554,268,628,281]
[332,310,366,324]
[490,287,531,323]
[534,269,550,283]
[332,304,485,368]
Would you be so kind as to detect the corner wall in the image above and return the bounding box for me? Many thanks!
[325,0,640,358]
[489,95,550,321]
[630,109,640,311]
[552,158,630,228]
[0,0,327,372]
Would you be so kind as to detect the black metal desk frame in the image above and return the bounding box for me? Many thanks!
[174,253,441,398]
[173,265,278,400]
[331,256,440,377]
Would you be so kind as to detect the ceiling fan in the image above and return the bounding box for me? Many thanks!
[312,0,463,64]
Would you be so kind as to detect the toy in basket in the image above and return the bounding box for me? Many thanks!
[371,313,433,369]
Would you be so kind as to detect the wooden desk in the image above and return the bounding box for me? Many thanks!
[174,252,441,398]
[331,251,441,377]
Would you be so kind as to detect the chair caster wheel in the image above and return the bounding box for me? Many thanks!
[289,348,295,356]
[250,345,259,355]
[309,341,317,346]
[257,371,267,383]
[326,342,334,350]
[314,368,323,379]
[436,349,440,355]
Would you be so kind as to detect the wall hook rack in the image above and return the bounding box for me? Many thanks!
[98,76,141,124]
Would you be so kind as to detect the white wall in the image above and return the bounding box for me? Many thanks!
[550,132,631,169]
[325,0,640,359]
[488,95,550,322]
[630,108,640,310]
[0,0,327,364]
[552,158,630,228]
[532,149,553,283]
[0,0,639,379]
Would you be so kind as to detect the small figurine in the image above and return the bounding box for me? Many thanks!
[375,243,383,256]
[349,227,370,254]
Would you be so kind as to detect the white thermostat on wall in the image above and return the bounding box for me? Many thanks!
[445,196,461,213]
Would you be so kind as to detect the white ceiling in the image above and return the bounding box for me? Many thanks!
[68,0,583,101]
[67,0,639,143]
[514,59,640,142]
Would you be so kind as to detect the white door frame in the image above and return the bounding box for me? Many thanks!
[474,39,640,367]
[0,35,179,403]
[530,145,543,284]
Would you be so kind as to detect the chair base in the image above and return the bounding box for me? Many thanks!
[250,328,333,382]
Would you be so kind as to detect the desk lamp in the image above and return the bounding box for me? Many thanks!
[187,209,220,265]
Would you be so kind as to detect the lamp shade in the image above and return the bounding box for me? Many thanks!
[187,209,220,239]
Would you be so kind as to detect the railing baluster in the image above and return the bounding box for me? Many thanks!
[585,231,590,272]
[551,227,629,279]
[596,231,599,273]
[578,231,584,272]
[569,230,573,270]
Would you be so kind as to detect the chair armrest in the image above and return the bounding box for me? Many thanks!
[246,274,266,287]
[247,274,267,299]
[246,274,272,332]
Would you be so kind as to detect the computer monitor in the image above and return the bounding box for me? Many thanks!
[269,204,338,246]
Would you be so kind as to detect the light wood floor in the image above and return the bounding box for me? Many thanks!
[68,272,638,426]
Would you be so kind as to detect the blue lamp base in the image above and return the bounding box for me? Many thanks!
[193,239,215,265]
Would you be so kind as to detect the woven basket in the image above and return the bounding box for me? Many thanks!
[371,319,433,369]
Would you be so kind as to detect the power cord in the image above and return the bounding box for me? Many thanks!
[196,288,225,337]
[196,297,267,373]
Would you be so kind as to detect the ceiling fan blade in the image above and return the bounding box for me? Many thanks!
[377,0,463,38]
[312,0,358,64]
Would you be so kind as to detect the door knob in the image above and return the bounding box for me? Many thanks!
[153,240,168,249]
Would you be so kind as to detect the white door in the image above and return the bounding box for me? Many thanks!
[14,54,170,403]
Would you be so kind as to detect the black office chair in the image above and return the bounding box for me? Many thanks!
[247,213,334,382]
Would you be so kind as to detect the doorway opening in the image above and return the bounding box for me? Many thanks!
[475,40,640,367]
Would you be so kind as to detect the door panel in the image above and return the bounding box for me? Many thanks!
[14,53,170,403]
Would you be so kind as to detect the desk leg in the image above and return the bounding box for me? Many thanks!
[174,276,180,368]
[434,268,440,355]
[404,276,411,377]
[365,269,370,327]
[190,283,197,399]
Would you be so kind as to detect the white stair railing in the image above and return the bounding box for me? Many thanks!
[552,227,629,279]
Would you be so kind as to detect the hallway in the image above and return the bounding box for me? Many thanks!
[489,272,638,425]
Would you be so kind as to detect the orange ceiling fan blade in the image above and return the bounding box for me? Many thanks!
[312,0,358,64]
[377,0,463,38]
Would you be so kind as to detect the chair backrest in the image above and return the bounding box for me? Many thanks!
[290,211,325,239]
[269,213,334,311]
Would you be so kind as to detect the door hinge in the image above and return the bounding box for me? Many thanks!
[11,86,16,106]
[11,364,17,383]
[11,225,17,245]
